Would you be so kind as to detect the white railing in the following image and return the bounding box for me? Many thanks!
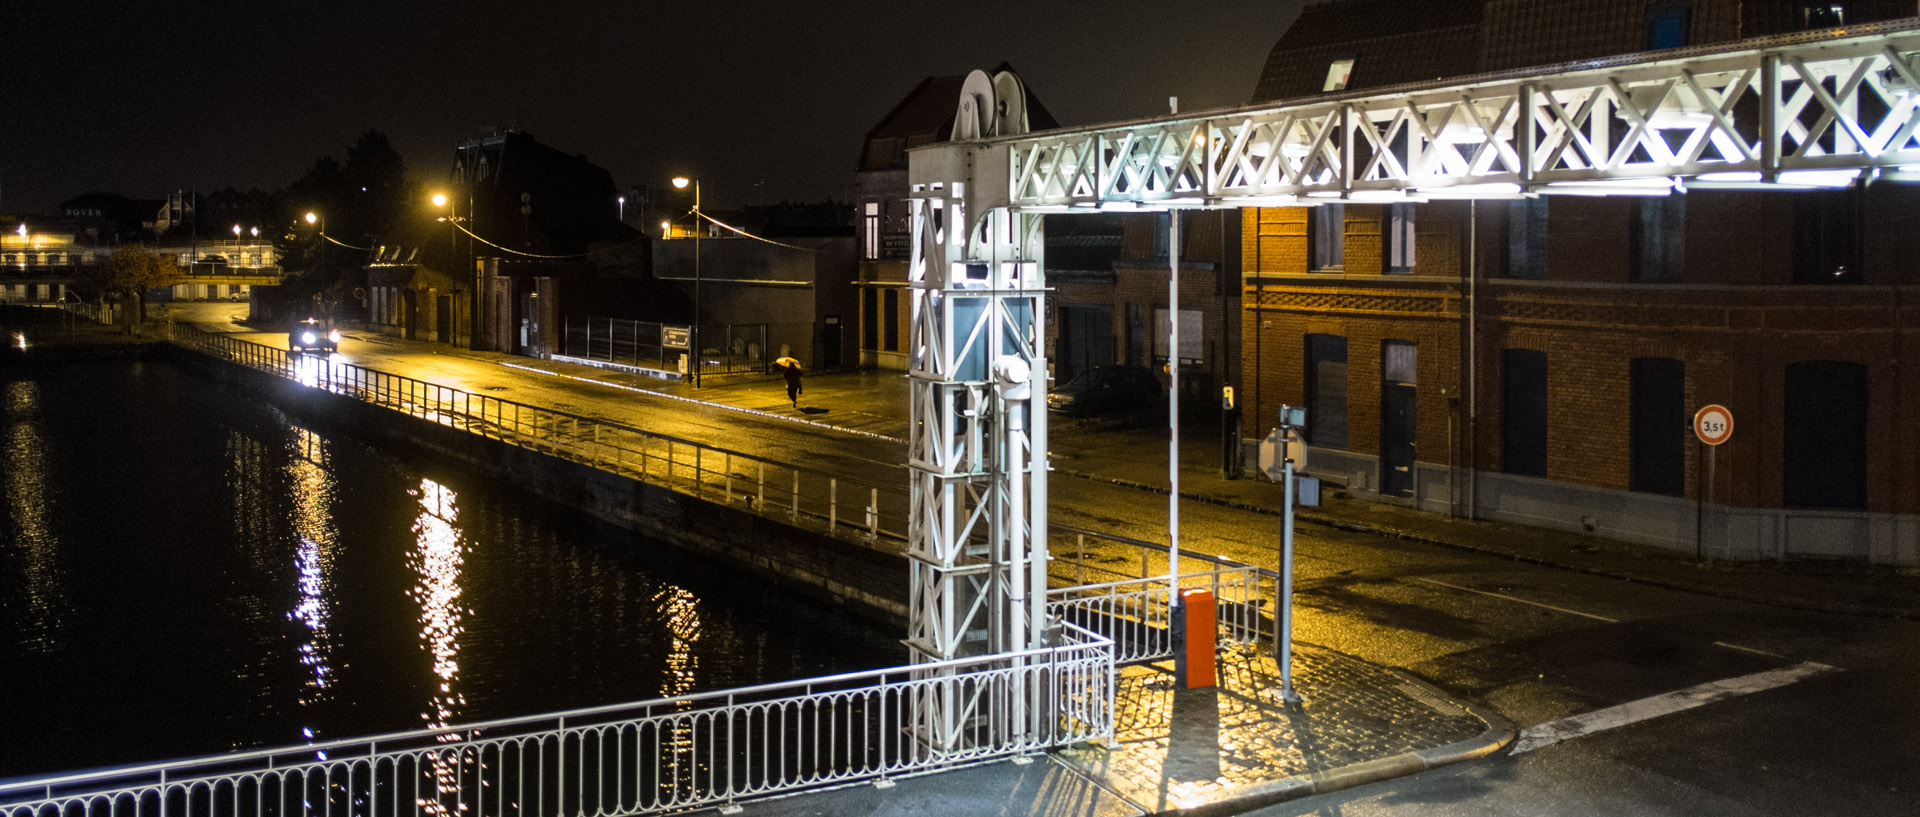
[1045,569,1267,665]
[0,626,1113,817]
[1043,524,1275,664]
[167,325,912,547]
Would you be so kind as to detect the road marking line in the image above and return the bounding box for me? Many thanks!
[1712,640,1789,659]
[1510,661,1837,755]
[1409,577,1620,623]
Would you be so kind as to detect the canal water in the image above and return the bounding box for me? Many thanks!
[0,358,905,779]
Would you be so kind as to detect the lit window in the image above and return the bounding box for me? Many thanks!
[1802,4,1846,28]
[1386,203,1415,273]
[1310,204,1345,270]
[864,202,881,260]
[1323,59,1354,92]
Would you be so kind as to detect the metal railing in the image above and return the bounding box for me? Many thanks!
[168,325,913,548]
[1044,524,1274,665]
[560,316,768,376]
[0,626,1113,817]
[168,326,1282,659]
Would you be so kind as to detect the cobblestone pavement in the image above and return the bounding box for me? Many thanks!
[1057,644,1496,814]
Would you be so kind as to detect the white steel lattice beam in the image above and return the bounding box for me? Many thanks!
[987,22,1920,209]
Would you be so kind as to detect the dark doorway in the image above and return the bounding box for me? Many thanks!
[1630,357,1686,495]
[1380,340,1417,496]
[821,315,842,368]
[1057,304,1115,383]
[403,290,419,340]
[435,295,452,343]
[518,293,538,355]
[1784,361,1868,508]
[1305,334,1348,449]
[1502,348,1548,476]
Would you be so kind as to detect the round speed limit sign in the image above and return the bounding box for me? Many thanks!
[1693,404,1733,446]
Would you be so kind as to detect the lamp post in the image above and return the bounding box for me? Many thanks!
[305,211,326,284]
[672,176,701,388]
[432,191,477,347]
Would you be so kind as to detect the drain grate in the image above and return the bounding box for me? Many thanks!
[481,385,510,391]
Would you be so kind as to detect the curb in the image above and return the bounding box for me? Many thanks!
[1160,671,1515,817]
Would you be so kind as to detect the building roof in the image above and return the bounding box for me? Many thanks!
[1253,0,1920,103]
[857,64,1060,172]
[1251,0,1483,102]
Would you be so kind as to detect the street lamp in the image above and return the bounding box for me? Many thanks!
[305,211,326,278]
[672,175,701,388]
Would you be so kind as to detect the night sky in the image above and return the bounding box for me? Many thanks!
[4,1,1306,215]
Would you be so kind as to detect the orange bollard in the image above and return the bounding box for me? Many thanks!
[1178,588,1217,688]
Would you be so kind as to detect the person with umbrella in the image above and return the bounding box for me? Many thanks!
[773,354,804,407]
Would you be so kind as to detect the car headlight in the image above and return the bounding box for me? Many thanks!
[327,329,342,343]
[302,332,317,344]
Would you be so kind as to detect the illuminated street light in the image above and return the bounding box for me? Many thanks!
[671,175,702,388]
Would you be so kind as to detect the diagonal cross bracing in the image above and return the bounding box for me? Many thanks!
[987,22,1920,208]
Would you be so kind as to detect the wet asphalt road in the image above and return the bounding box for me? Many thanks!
[175,304,1919,816]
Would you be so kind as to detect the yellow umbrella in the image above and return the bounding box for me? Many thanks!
[773,356,801,370]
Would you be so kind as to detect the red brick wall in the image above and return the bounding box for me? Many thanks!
[1240,191,1920,514]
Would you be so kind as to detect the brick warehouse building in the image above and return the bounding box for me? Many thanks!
[1240,0,1920,563]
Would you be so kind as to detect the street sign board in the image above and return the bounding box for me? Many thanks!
[1693,404,1733,446]
[1258,428,1306,480]
[662,326,691,350]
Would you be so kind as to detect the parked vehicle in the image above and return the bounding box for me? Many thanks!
[288,317,341,355]
[1046,364,1162,416]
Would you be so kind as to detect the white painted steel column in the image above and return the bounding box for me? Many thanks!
[1166,210,1181,608]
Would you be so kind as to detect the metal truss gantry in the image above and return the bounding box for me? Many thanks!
[905,69,1054,752]
[902,22,1920,752]
[993,22,1920,209]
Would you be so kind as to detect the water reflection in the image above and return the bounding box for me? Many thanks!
[1,380,69,650]
[292,354,328,389]
[410,478,468,815]
[656,587,702,698]
[287,429,338,749]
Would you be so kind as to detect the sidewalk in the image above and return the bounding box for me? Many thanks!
[741,646,1508,817]
[581,364,1920,621]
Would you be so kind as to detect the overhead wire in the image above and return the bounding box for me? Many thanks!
[693,210,822,253]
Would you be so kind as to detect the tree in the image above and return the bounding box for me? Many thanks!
[273,130,415,319]
[79,245,184,332]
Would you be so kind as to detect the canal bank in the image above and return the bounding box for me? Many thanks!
[0,346,904,777]
[153,341,915,628]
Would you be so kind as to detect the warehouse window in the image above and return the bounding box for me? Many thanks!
[861,288,878,351]
[1783,361,1867,508]
[1645,2,1692,49]
[883,288,900,352]
[1385,203,1415,273]
[1310,204,1345,271]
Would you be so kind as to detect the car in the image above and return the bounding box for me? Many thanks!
[289,317,341,355]
[1046,364,1162,416]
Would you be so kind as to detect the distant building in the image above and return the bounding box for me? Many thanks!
[650,201,857,372]
[1238,0,1920,562]
[853,66,1060,371]
[364,130,636,354]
